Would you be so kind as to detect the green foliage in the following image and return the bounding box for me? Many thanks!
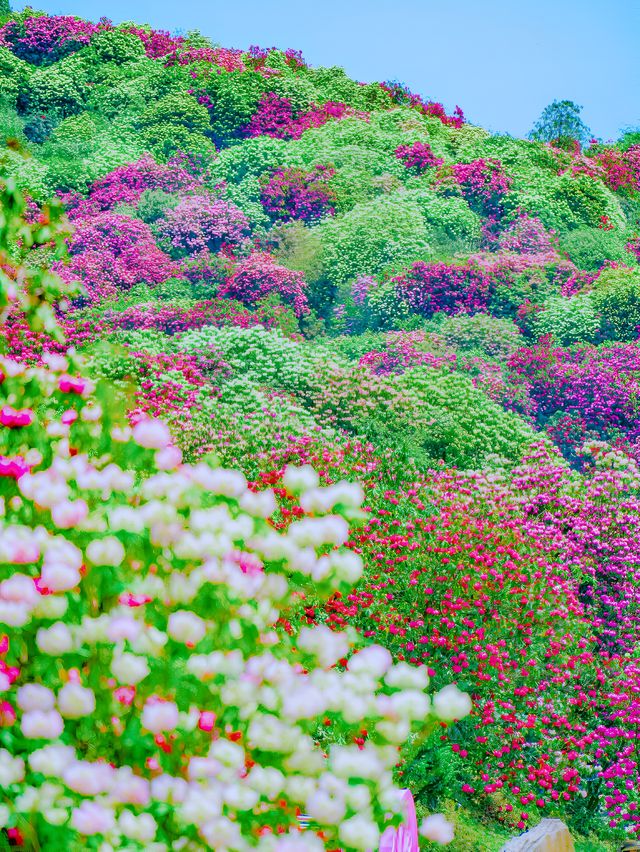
[23,57,88,117]
[590,267,640,341]
[37,119,144,194]
[560,226,634,271]
[435,313,523,358]
[315,191,433,297]
[308,66,389,111]
[534,294,600,345]
[407,189,482,255]
[618,127,640,151]
[0,99,26,145]
[88,29,146,64]
[0,46,32,105]
[201,69,268,145]
[140,91,211,135]
[209,135,287,184]
[505,170,625,234]
[85,58,168,119]
[134,188,181,223]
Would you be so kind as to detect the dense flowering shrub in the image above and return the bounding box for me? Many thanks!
[449,158,512,215]
[627,234,640,262]
[219,253,309,316]
[119,24,184,58]
[156,195,250,257]
[60,156,202,219]
[259,165,337,223]
[394,142,443,173]
[260,436,640,836]
[93,299,292,337]
[0,14,102,64]
[61,213,178,301]
[244,93,366,140]
[497,212,558,254]
[590,145,640,195]
[508,339,640,454]
[392,261,495,318]
[165,45,246,71]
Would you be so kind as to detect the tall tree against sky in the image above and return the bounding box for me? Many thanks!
[529,99,592,146]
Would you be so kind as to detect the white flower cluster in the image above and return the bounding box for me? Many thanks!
[0,357,472,850]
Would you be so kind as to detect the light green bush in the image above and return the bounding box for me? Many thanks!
[533,294,600,345]
[590,267,640,341]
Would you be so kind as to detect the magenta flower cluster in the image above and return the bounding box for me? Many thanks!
[244,93,368,140]
[0,15,104,63]
[259,165,337,222]
[381,81,465,128]
[60,156,203,219]
[392,261,495,317]
[219,252,309,316]
[451,158,513,214]
[0,15,183,64]
[60,213,178,301]
[394,142,443,173]
[156,194,250,256]
[508,340,640,453]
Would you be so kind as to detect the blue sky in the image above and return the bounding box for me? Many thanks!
[12,0,640,141]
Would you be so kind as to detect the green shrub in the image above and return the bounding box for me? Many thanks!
[407,189,482,254]
[201,70,269,145]
[590,267,640,341]
[533,294,600,345]
[437,313,523,358]
[135,188,181,223]
[560,226,634,271]
[24,59,88,117]
[0,46,32,106]
[316,191,433,295]
[88,29,146,64]
[140,91,211,135]
[209,136,287,184]
[505,171,626,234]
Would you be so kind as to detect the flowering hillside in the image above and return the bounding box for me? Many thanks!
[0,5,640,851]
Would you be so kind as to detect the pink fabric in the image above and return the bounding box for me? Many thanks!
[378,790,419,852]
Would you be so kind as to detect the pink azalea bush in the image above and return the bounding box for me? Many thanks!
[394,142,443,173]
[60,156,203,220]
[392,261,495,317]
[219,252,309,316]
[381,82,465,128]
[259,165,337,223]
[0,14,103,63]
[60,213,178,301]
[156,195,250,257]
[244,93,368,140]
[450,158,513,215]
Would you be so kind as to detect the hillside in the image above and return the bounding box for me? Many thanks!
[1,7,640,851]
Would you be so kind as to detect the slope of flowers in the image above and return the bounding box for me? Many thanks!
[1,7,640,849]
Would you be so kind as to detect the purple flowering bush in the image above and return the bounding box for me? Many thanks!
[219,252,309,316]
[155,195,250,258]
[259,165,337,223]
